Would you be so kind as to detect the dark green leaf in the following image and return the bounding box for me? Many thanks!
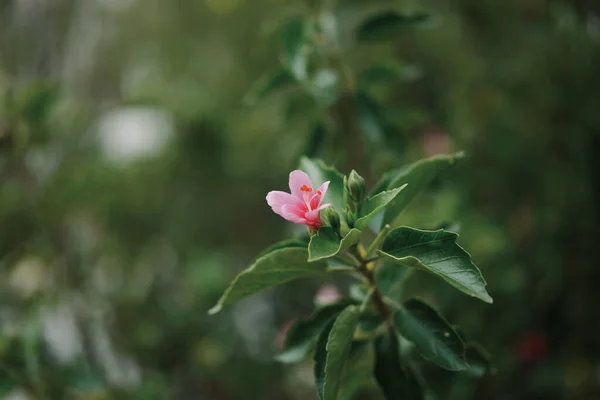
[209,248,327,314]
[305,121,327,158]
[378,227,493,303]
[308,227,362,262]
[355,185,407,230]
[374,329,424,400]
[276,300,355,363]
[243,70,295,106]
[357,12,435,42]
[375,261,410,304]
[314,305,362,400]
[381,152,464,227]
[464,344,493,378]
[299,157,346,213]
[339,341,385,400]
[359,62,406,88]
[393,299,467,371]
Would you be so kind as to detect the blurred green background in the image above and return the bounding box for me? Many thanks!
[1,0,599,399]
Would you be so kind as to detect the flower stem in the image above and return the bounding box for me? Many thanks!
[349,246,391,321]
[366,224,391,258]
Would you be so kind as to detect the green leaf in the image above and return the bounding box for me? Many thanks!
[357,12,435,42]
[378,227,493,303]
[279,17,311,80]
[314,305,362,400]
[209,248,327,314]
[339,341,385,400]
[276,300,355,363]
[308,227,362,262]
[375,261,410,304]
[393,299,467,371]
[464,344,494,378]
[258,236,309,258]
[355,185,407,230]
[299,157,345,213]
[374,329,424,400]
[359,62,405,88]
[305,121,326,158]
[382,152,464,227]
[243,70,295,106]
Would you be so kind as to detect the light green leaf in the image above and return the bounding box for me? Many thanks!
[308,227,362,262]
[276,300,355,363]
[314,305,362,400]
[258,236,309,258]
[299,157,345,213]
[374,330,424,400]
[377,227,493,303]
[381,152,465,227]
[393,299,467,371]
[357,12,435,42]
[209,248,327,314]
[355,185,407,230]
[243,70,295,106]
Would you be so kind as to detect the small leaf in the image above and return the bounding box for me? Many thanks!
[381,152,465,227]
[258,236,309,258]
[374,329,424,400]
[308,227,362,262]
[393,299,467,371]
[314,305,362,400]
[209,248,327,314]
[276,300,355,363]
[355,185,407,230]
[359,62,405,88]
[299,157,345,213]
[378,227,493,303]
[358,11,435,42]
[243,70,295,106]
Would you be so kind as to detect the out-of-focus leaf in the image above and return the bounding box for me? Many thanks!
[314,305,361,400]
[357,12,435,42]
[276,300,355,363]
[279,17,311,80]
[299,157,346,213]
[381,152,465,227]
[308,227,362,262]
[305,121,326,158]
[243,70,295,106]
[355,185,407,230]
[378,227,493,303]
[393,299,467,371]
[464,343,494,378]
[209,248,327,314]
[311,69,339,108]
[374,329,424,400]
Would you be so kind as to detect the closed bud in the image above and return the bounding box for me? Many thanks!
[343,204,356,228]
[344,170,366,205]
[322,206,340,232]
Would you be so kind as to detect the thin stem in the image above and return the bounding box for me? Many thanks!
[366,224,391,257]
[348,246,391,321]
[326,266,356,273]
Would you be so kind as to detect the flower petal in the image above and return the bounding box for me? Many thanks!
[309,180,330,210]
[266,190,304,214]
[289,170,314,199]
[281,204,309,224]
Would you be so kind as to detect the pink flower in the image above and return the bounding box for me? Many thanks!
[266,170,331,230]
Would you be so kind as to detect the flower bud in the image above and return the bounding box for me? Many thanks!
[344,170,366,205]
[322,206,341,232]
[343,204,356,228]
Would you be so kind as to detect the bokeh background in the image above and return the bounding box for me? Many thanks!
[1,0,599,399]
